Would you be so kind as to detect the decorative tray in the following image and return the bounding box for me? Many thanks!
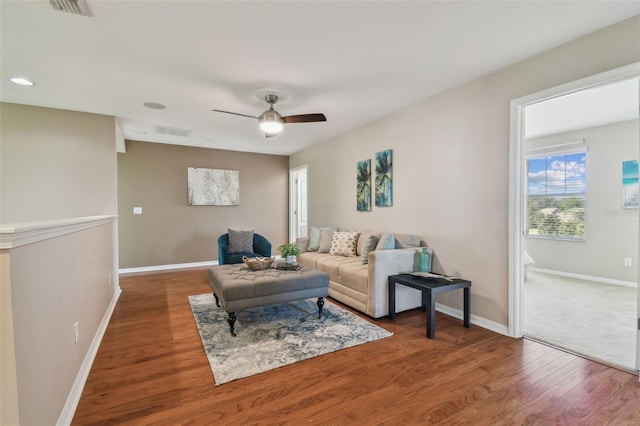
[276,262,302,271]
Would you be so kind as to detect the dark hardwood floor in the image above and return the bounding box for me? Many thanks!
[72,269,640,425]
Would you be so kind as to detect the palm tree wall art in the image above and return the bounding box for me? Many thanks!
[357,159,372,211]
[375,149,393,207]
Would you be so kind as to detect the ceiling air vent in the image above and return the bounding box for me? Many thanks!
[49,0,92,17]
[154,125,193,138]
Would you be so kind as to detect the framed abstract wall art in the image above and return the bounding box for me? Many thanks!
[622,160,638,209]
[356,159,372,211]
[375,149,393,207]
[187,167,239,206]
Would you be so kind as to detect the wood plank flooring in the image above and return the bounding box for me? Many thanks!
[72,269,640,425]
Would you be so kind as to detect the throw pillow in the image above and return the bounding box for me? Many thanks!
[329,231,359,257]
[318,230,334,253]
[296,237,309,253]
[308,226,336,251]
[360,234,380,264]
[356,231,379,255]
[375,232,395,251]
[228,229,254,254]
[395,234,421,248]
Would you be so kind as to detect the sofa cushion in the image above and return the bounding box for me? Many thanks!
[315,255,355,283]
[318,230,334,253]
[395,234,421,248]
[297,251,325,268]
[329,231,359,257]
[308,226,336,251]
[376,232,395,250]
[338,261,369,294]
[228,229,254,254]
[359,233,380,264]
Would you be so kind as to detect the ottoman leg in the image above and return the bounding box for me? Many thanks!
[317,297,325,319]
[213,293,220,307]
[227,312,237,336]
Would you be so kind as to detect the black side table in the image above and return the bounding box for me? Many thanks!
[388,273,471,339]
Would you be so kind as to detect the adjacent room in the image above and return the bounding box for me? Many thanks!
[1,1,639,425]
[521,78,639,372]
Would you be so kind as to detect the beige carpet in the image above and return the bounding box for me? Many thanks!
[524,270,637,371]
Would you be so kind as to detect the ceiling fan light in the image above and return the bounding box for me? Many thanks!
[258,108,284,134]
[259,120,284,134]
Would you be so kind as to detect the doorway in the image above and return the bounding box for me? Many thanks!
[289,165,308,243]
[508,63,640,373]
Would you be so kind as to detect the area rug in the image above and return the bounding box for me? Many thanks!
[189,294,393,385]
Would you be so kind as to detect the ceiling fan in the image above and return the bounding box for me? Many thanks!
[212,94,326,137]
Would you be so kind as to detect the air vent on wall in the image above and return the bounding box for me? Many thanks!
[50,0,92,17]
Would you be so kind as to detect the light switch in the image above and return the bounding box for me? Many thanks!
[133,207,143,215]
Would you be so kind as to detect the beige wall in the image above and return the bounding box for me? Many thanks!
[290,16,640,326]
[525,119,639,282]
[0,103,117,223]
[0,103,118,424]
[118,141,289,268]
[9,222,115,425]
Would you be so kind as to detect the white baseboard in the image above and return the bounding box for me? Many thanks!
[119,260,219,275]
[530,267,637,288]
[435,303,509,337]
[57,286,122,426]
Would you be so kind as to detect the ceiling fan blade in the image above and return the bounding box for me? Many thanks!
[265,132,278,138]
[212,109,258,119]
[282,113,327,123]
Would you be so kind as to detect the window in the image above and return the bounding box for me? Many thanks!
[526,150,586,240]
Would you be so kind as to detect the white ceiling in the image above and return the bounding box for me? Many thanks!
[1,1,639,156]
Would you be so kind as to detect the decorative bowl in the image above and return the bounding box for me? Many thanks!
[242,256,274,270]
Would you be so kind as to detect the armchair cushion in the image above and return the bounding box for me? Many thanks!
[228,229,254,254]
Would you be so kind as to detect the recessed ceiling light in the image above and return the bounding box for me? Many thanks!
[143,102,166,110]
[10,77,34,86]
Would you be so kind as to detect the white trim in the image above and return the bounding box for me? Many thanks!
[119,260,219,275]
[435,303,509,337]
[525,139,585,155]
[508,97,526,338]
[57,286,122,426]
[508,62,640,339]
[289,165,309,243]
[0,215,117,249]
[529,267,637,289]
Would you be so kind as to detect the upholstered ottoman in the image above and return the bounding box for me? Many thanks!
[208,263,330,336]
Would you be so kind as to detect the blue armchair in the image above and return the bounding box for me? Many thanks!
[218,233,272,265]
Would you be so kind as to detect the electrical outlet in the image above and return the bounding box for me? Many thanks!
[624,258,632,267]
[74,322,79,344]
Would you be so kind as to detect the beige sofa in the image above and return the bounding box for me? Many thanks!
[296,230,432,318]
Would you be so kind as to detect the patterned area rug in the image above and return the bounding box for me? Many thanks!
[189,294,393,385]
